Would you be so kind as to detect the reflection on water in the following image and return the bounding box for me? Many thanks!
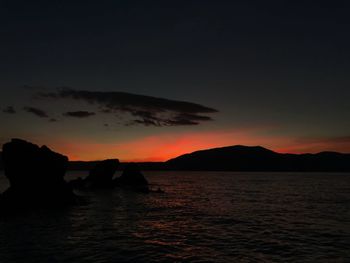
[0,171,350,262]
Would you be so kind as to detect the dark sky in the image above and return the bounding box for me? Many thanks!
[1,0,350,160]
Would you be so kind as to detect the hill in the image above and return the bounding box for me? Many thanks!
[165,145,350,172]
[1,146,350,172]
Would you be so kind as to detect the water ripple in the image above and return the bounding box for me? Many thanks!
[0,171,350,262]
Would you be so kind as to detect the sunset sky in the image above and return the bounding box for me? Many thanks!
[1,0,350,161]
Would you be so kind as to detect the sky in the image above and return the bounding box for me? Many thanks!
[1,0,350,161]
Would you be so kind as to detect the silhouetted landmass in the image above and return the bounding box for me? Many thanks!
[2,145,350,172]
[64,146,350,172]
[69,159,119,189]
[68,160,100,170]
[114,163,149,193]
[86,159,119,187]
[0,139,76,209]
[69,160,149,193]
[166,145,350,172]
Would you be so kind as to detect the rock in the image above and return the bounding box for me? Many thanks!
[0,139,76,208]
[115,163,149,193]
[68,177,84,189]
[69,159,119,189]
[84,159,119,188]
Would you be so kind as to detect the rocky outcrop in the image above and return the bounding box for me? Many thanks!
[69,161,149,193]
[74,159,119,188]
[0,139,76,208]
[114,163,149,193]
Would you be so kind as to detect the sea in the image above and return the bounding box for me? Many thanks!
[0,171,350,263]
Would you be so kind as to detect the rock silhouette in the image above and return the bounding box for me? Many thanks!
[114,163,149,193]
[0,139,76,208]
[86,159,119,187]
[70,159,119,189]
[69,161,150,193]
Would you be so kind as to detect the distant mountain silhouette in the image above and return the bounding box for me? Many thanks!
[165,145,350,172]
[65,146,350,172]
[2,145,350,172]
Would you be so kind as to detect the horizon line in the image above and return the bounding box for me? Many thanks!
[67,144,350,163]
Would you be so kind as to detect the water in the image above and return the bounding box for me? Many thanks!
[0,171,350,262]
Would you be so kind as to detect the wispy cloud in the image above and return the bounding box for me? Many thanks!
[38,88,218,126]
[23,106,49,118]
[2,106,16,114]
[63,111,96,118]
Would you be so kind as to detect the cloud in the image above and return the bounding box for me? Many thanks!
[23,106,49,118]
[38,88,218,126]
[2,106,16,114]
[63,111,96,118]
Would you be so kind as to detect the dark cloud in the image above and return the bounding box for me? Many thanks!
[39,88,218,126]
[49,118,58,122]
[23,107,49,118]
[169,113,212,125]
[63,111,96,118]
[2,106,16,114]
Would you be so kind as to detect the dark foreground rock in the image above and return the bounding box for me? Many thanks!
[69,159,119,189]
[114,163,149,193]
[0,139,76,209]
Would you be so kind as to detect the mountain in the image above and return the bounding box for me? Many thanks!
[1,145,350,172]
[165,145,350,172]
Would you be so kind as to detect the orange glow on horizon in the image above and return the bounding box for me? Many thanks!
[39,129,350,162]
[42,128,290,161]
